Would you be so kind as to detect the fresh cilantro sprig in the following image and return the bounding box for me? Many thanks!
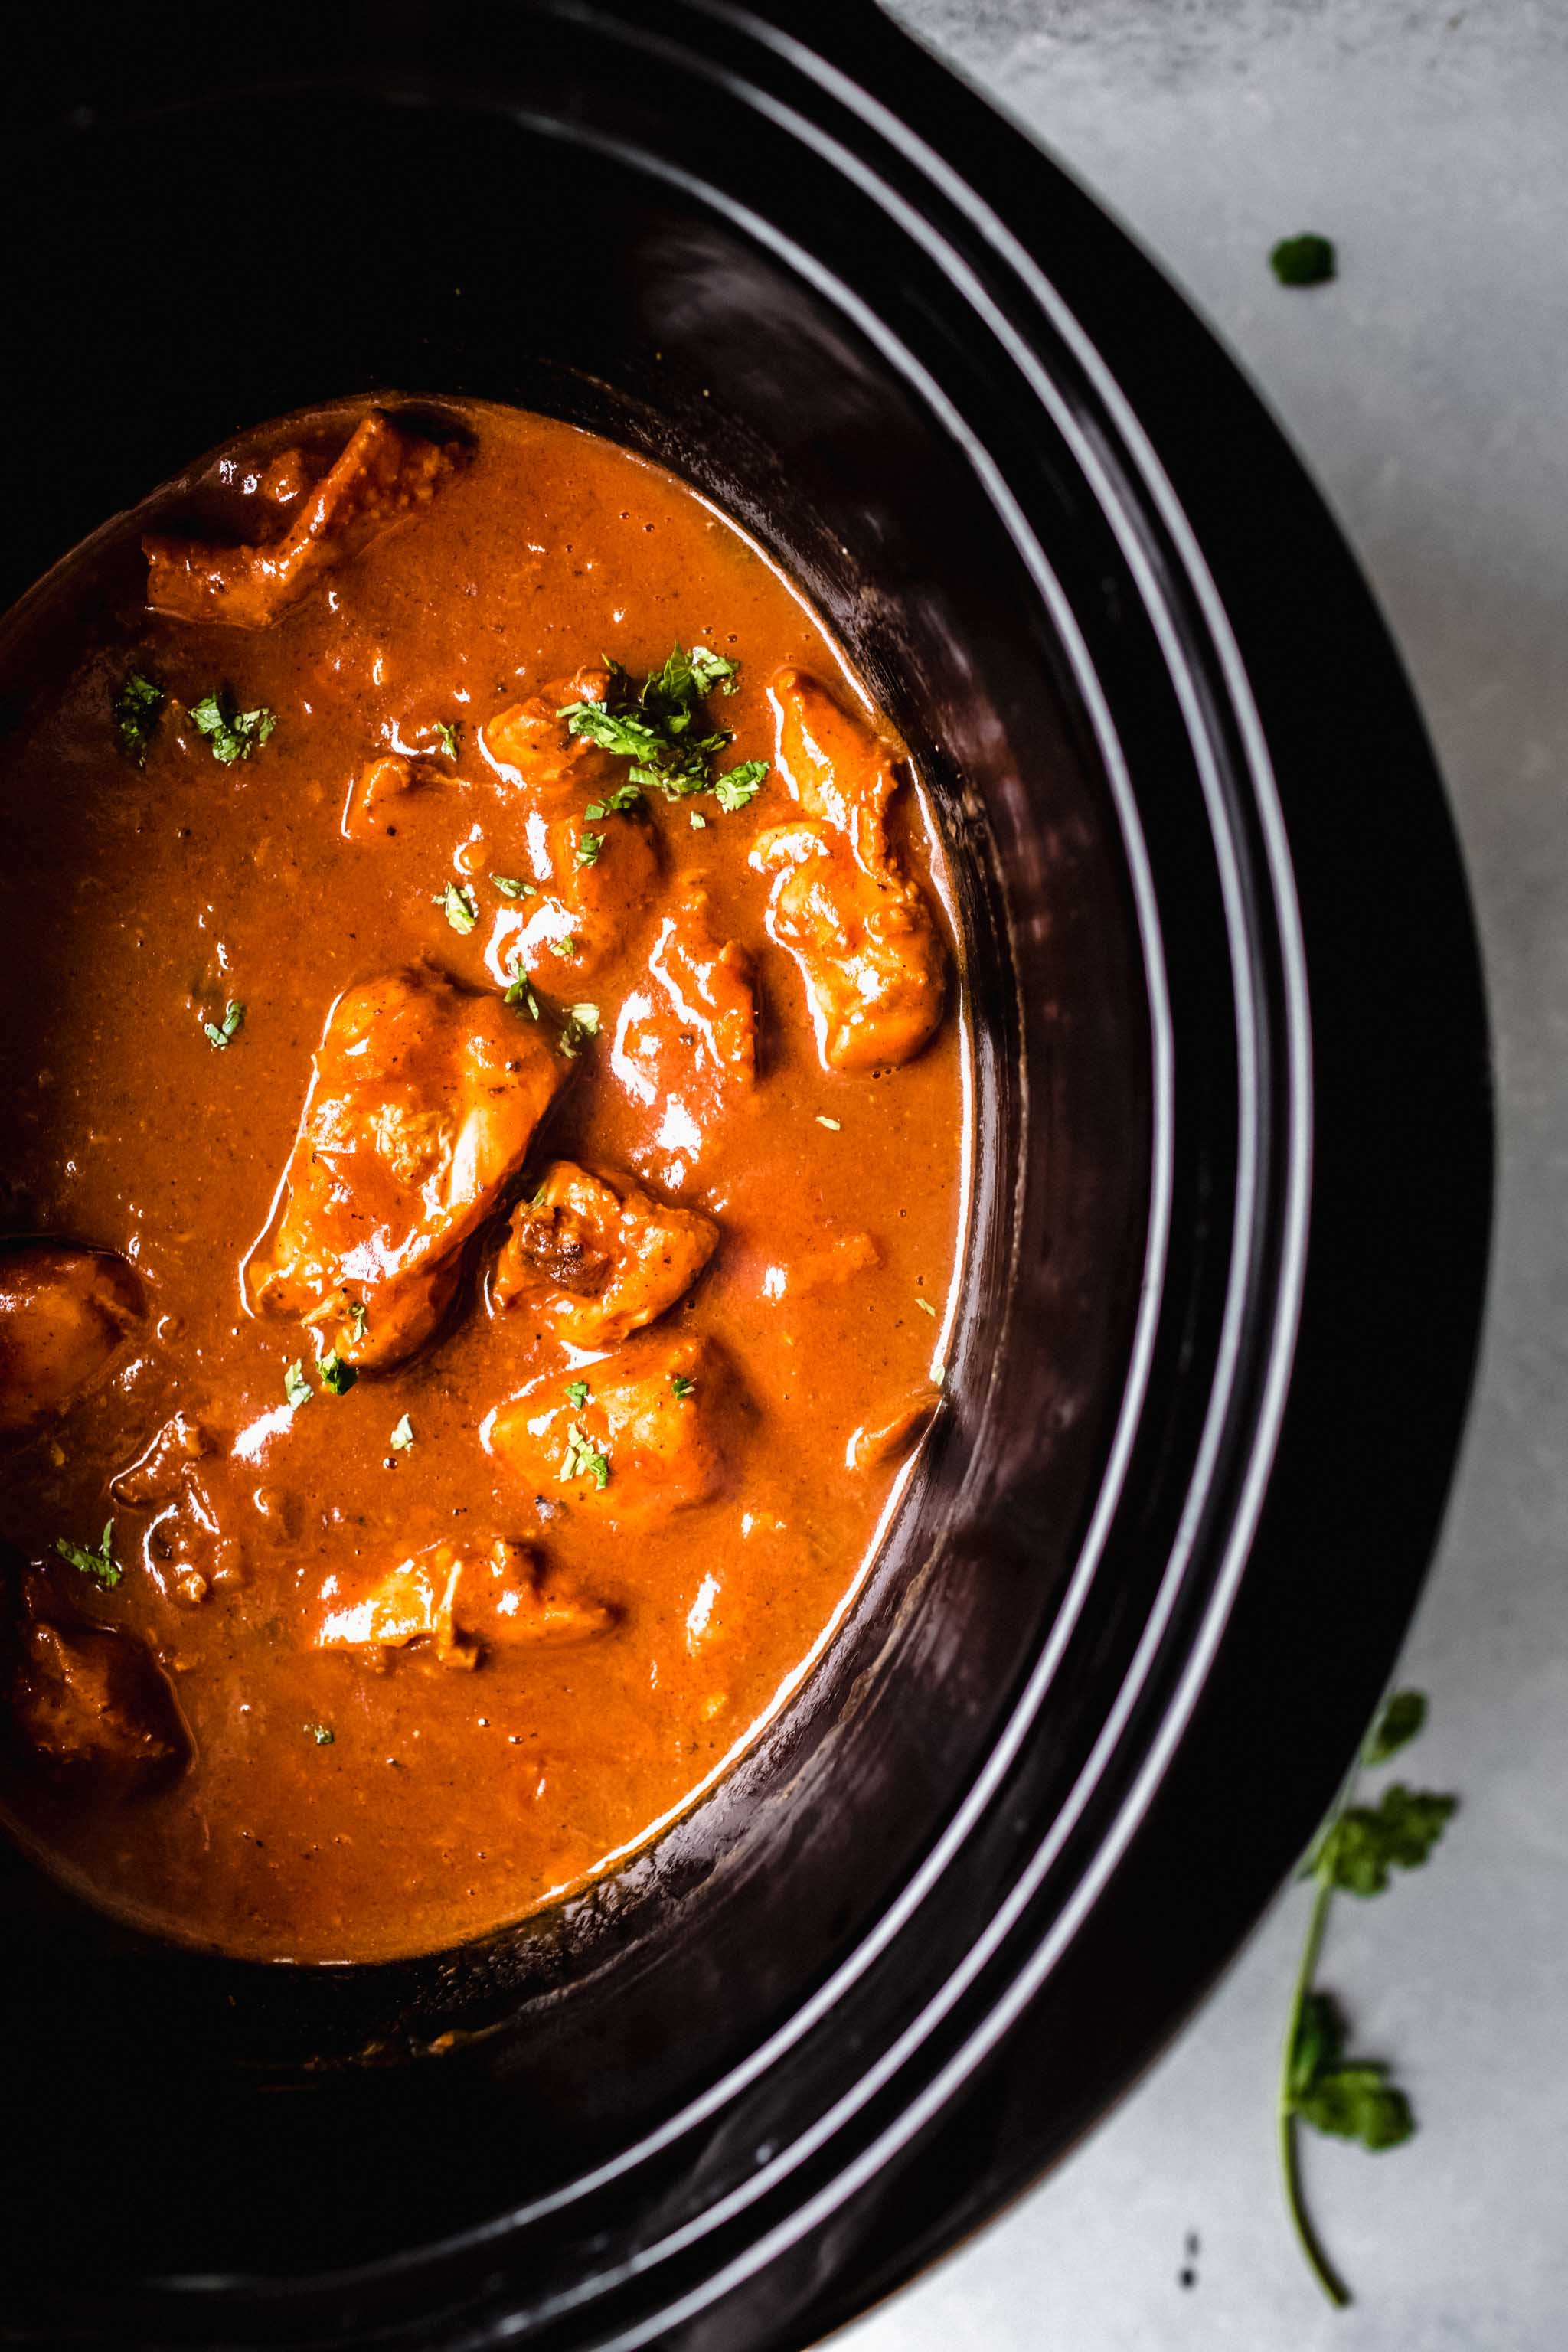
[55,1519,122,1588]
[113,671,165,766]
[557,644,769,812]
[190,689,276,765]
[1278,1688,1456,2307]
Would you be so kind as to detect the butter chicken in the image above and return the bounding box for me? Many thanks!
[0,400,962,1962]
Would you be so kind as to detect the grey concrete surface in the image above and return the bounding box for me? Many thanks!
[834,4,1568,2346]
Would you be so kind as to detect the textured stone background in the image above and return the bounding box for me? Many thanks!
[834,5,1568,2347]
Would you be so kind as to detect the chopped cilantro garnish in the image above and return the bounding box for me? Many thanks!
[583,781,643,820]
[348,1298,370,1342]
[1270,232,1337,287]
[549,934,580,959]
[304,1722,335,1746]
[565,1379,591,1410]
[283,1358,312,1407]
[493,874,536,900]
[55,1519,121,1588]
[390,1413,414,1451]
[317,1350,357,1396]
[189,690,276,765]
[560,1422,610,1490]
[436,881,479,934]
[557,1004,600,1060]
[558,643,754,807]
[575,830,604,868]
[435,719,462,760]
[113,671,165,766]
[505,966,541,1018]
[670,1373,696,1400]
[714,760,768,813]
[690,811,707,830]
[203,998,246,1050]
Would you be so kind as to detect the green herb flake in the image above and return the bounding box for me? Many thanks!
[560,1422,610,1491]
[54,1518,122,1589]
[549,934,580,959]
[505,969,541,1018]
[390,1414,415,1451]
[565,1379,591,1410]
[575,830,604,868]
[493,874,536,900]
[283,1358,313,1408]
[348,1299,370,1343]
[436,881,479,935]
[203,998,246,1051]
[557,644,754,806]
[714,760,768,813]
[317,1350,358,1397]
[304,1722,335,1747]
[690,811,707,831]
[557,1003,600,1060]
[670,1373,696,1401]
[113,671,165,766]
[583,781,644,820]
[189,690,277,766]
[435,719,462,761]
[1270,232,1337,287]
[1312,1783,1456,1897]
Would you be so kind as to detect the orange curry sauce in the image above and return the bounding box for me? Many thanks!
[0,400,963,1962]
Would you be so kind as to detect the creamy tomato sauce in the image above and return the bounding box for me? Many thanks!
[0,400,962,1963]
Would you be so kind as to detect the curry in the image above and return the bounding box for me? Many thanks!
[0,399,962,1963]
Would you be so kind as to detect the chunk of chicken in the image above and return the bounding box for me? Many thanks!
[315,1537,612,1669]
[485,807,660,984]
[143,413,459,629]
[342,753,416,844]
[492,1161,717,1348]
[10,1620,188,1780]
[756,669,946,1072]
[481,667,617,807]
[486,1334,737,1530]
[0,1242,143,1435]
[244,967,567,1370]
[752,822,946,1073]
[609,887,758,1165]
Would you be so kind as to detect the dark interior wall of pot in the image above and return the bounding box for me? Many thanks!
[0,54,1152,2310]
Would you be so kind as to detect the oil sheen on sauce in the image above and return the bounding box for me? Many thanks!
[0,399,962,1963]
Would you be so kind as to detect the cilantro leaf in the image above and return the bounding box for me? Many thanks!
[493,874,536,900]
[558,645,754,808]
[558,701,667,763]
[203,998,246,1050]
[549,934,579,959]
[390,1413,414,1451]
[565,1379,591,1410]
[304,1721,335,1746]
[1315,1784,1457,1896]
[436,881,479,935]
[113,671,165,766]
[670,1372,696,1400]
[435,719,461,760]
[1295,2066,1414,2151]
[557,1004,600,1060]
[317,1350,357,1396]
[283,1359,312,1407]
[505,967,541,1018]
[54,1518,122,1588]
[583,781,643,820]
[1362,1688,1426,1766]
[714,760,767,813]
[348,1298,370,1343]
[190,690,276,765]
[560,1421,609,1490]
[1270,232,1337,287]
[575,829,604,867]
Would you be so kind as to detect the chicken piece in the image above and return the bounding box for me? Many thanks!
[244,968,567,1370]
[314,1537,612,1669]
[481,667,616,806]
[111,1413,212,1507]
[10,1620,188,1781]
[485,804,660,983]
[342,753,416,844]
[768,664,900,871]
[752,820,946,1073]
[759,1225,879,1301]
[486,1334,737,1530]
[756,668,946,1072]
[609,888,759,1167]
[492,1161,717,1347]
[0,1241,143,1436]
[143,413,459,629]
